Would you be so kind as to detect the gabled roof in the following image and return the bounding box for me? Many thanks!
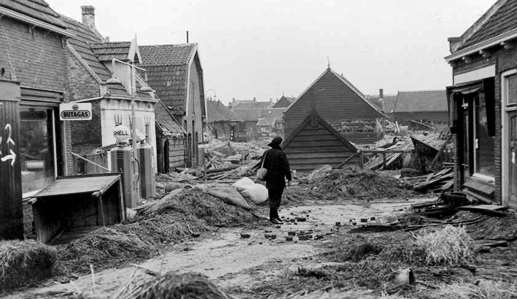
[283,111,357,152]
[62,15,147,100]
[392,90,447,113]
[62,15,111,82]
[91,42,138,62]
[207,100,241,122]
[446,0,517,61]
[287,67,385,118]
[272,96,295,108]
[139,44,198,66]
[459,0,517,50]
[0,0,67,30]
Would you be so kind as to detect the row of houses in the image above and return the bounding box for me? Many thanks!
[0,1,206,238]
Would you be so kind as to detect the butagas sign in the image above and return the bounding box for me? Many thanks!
[59,103,92,121]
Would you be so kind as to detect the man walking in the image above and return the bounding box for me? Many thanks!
[261,136,291,224]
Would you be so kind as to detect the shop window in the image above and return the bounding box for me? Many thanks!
[19,108,56,194]
[474,99,495,177]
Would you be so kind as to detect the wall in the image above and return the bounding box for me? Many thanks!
[186,55,205,141]
[0,17,66,91]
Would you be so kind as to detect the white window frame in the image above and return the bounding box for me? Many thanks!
[501,69,517,204]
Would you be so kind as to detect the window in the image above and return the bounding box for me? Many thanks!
[19,108,56,194]
[507,74,517,105]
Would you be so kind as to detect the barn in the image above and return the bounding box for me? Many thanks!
[284,67,385,146]
[283,111,358,172]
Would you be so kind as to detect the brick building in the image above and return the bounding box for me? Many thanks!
[445,0,517,207]
[139,44,206,168]
[0,0,72,238]
[285,67,385,145]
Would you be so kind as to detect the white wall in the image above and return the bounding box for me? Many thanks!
[100,98,157,171]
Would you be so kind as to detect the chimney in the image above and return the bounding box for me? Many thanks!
[81,5,95,29]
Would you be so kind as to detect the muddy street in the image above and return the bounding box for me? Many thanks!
[11,199,428,298]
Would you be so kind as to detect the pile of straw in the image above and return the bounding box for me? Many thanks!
[415,225,474,265]
[0,240,57,291]
[123,272,231,299]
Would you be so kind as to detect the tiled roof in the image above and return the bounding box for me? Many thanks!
[392,90,447,113]
[155,100,184,136]
[0,0,66,29]
[91,42,132,62]
[139,44,197,66]
[460,0,517,49]
[62,15,112,81]
[207,100,241,122]
[272,96,295,108]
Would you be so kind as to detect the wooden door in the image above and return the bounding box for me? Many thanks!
[509,112,517,207]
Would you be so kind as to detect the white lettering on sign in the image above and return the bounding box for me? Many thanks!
[59,103,92,121]
[0,124,16,167]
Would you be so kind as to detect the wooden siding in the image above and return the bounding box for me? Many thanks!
[168,138,185,169]
[285,69,383,137]
[284,113,357,172]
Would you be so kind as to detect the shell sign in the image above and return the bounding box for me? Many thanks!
[59,103,92,121]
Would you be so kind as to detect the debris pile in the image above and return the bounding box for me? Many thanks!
[0,240,57,291]
[122,271,231,299]
[401,168,454,193]
[307,169,415,200]
[57,189,260,274]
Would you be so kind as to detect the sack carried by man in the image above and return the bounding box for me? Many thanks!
[256,152,267,181]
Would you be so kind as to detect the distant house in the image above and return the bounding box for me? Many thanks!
[257,109,285,139]
[206,100,245,141]
[285,67,385,145]
[272,95,295,108]
[229,98,272,140]
[283,111,358,172]
[384,90,448,125]
[445,0,517,207]
[139,44,206,167]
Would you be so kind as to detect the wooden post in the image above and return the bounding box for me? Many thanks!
[0,80,23,239]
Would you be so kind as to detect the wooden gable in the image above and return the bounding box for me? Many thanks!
[285,68,384,137]
[283,111,358,172]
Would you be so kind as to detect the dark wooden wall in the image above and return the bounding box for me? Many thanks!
[284,120,356,172]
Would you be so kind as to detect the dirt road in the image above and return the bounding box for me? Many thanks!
[14,199,431,298]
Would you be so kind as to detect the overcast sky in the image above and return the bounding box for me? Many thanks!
[47,0,494,103]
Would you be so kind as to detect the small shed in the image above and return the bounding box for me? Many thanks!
[283,111,358,172]
[32,174,125,244]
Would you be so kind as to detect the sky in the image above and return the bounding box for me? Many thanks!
[47,0,495,103]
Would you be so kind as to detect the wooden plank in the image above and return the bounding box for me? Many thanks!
[296,129,333,136]
[291,134,343,142]
[288,140,345,148]
[286,147,351,154]
[291,157,350,165]
[287,152,351,160]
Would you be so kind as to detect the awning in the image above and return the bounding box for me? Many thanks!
[34,174,121,199]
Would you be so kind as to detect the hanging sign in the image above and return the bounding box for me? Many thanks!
[59,103,92,121]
